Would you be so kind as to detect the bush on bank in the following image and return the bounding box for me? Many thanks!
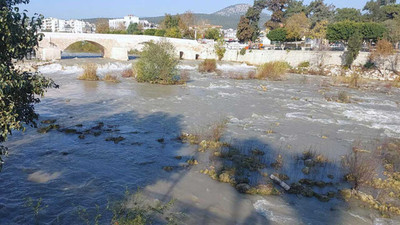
[135,40,182,84]
[256,61,290,80]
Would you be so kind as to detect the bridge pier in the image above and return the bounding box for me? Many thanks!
[108,47,128,61]
[40,48,61,60]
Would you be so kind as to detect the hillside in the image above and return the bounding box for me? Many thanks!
[82,4,270,29]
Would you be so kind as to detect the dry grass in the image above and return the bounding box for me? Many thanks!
[342,142,380,190]
[198,59,217,73]
[121,68,135,78]
[103,73,120,83]
[78,63,99,81]
[256,61,289,80]
[338,91,351,103]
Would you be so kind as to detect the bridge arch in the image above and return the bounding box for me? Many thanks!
[63,40,105,58]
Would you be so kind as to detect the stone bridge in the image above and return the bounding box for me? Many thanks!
[38,32,215,61]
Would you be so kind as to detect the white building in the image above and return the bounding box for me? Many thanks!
[109,15,139,30]
[41,18,95,33]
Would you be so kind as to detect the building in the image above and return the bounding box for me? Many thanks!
[41,18,95,33]
[109,15,139,30]
[222,28,237,41]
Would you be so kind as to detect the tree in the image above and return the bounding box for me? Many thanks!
[237,16,254,43]
[127,23,139,34]
[165,27,182,38]
[326,21,360,41]
[161,14,180,29]
[370,39,396,72]
[345,31,363,67]
[96,19,109,33]
[0,0,57,146]
[179,11,195,39]
[383,18,400,47]
[267,28,287,42]
[245,0,268,41]
[214,39,226,61]
[359,22,386,41]
[363,0,385,22]
[307,0,335,27]
[334,8,362,22]
[204,28,221,40]
[135,40,179,84]
[285,13,310,41]
[265,0,289,30]
[310,20,328,39]
[284,0,307,18]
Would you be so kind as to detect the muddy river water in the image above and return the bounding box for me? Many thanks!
[1,58,400,224]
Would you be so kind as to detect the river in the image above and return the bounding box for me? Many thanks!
[1,58,399,224]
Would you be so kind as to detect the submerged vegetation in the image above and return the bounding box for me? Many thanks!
[256,61,289,80]
[198,59,217,73]
[135,40,182,85]
[78,63,99,81]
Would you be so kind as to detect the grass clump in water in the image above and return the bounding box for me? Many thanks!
[78,63,99,81]
[135,40,182,85]
[103,73,120,83]
[256,61,289,80]
[198,59,217,73]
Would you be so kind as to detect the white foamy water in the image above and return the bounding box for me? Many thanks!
[253,200,298,224]
[217,63,256,71]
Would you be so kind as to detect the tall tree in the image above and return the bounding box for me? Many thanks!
[236,0,267,42]
[334,8,362,22]
[285,13,310,41]
[0,0,57,147]
[307,0,335,27]
[345,31,363,68]
[237,16,254,42]
[161,14,180,29]
[284,0,307,18]
[265,0,289,30]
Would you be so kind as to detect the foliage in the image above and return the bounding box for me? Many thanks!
[306,0,335,27]
[344,31,363,67]
[359,22,386,41]
[127,23,140,34]
[284,0,307,18]
[267,28,287,42]
[135,40,180,84]
[326,21,385,41]
[0,0,57,142]
[78,63,99,81]
[265,0,289,30]
[95,19,110,33]
[285,12,310,40]
[334,8,362,22]
[204,28,221,40]
[65,41,103,53]
[165,27,182,38]
[143,29,156,36]
[309,20,328,39]
[154,29,166,37]
[236,16,254,43]
[240,48,247,55]
[214,39,226,61]
[370,39,395,71]
[298,61,310,67]
[198,59,217,73]
[383,18,400,43]
[178,11,195,38]
[161,14,180,29]
[256,61,290,80]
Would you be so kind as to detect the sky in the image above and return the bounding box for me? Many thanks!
[20,0,369,19]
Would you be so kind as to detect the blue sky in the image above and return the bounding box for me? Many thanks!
[20,0,368,19]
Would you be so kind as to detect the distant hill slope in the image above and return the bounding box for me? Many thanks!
[82,4,270,29]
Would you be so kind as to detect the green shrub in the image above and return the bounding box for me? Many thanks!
[215,39,226,61]
[144,29,157,36]
[78,63,99,81]
[256,61,289,80]
[199,59,217,73]
[165,27,181,38]
[363,60,376,69]
[154,29,166,37]
[240,48,246,55]
[298,61,310,68]
[345,31,362,68]
[135,40,180,84]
